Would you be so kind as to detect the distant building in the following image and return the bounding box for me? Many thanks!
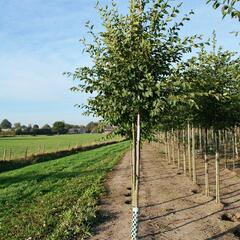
[104,126,116,134]
[1,129,12,132]
[68,128,86,134]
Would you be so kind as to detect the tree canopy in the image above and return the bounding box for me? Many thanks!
[69,0,203,139]
[207,0,240,20]
[0,119,12,129]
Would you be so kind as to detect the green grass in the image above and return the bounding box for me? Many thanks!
[0,134,106,159]
[0,141,129,240]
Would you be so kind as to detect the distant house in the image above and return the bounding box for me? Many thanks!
[0,129,15,137]
[1,129,12,132]
[104,126,116,134]
[68,128,86,134]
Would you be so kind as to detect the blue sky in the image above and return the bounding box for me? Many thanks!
[0,0,239,127]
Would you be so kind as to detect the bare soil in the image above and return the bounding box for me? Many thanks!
[90,143,240,240]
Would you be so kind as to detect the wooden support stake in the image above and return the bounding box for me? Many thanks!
[9,149,12,161]
[167,132,171,164]
[25,147,28,160]
[132,123,136,207]
[172,128,175,165]
[224,130,227,169]
[188,123,192,178]
[192,127,196,184]
[3,149,6,161]
[234,127,239,167]
[165,132,168,162]
[183,129,187,175]
[232,129,236,170]
[177,130,180,170]
[215,130,220,204]
[204,128,210,196]
[135,113,141,208]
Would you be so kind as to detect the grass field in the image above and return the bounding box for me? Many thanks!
[0,141,129,240]
[0,134,106,160]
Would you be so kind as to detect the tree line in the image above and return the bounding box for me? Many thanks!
[0,119,105,136]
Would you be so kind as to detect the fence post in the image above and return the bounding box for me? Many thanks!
[9,149,12,161]
[25,147,28,160]
[3,149,6,161]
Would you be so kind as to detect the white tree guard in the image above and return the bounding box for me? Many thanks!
[131,207,139,240]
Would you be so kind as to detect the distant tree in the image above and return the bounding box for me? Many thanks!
[15,128,22,135]
[41,124,52,135]
[42,124,51,129]
[21,125,27,131]
[14,122,21,129]
[31,124,40,135]
[85,121,99,133]
[14,122,22,135]
[24,124,32,135]
[19,126,26,135]
[64,123,73,131]
[0,119,12,129]
[52,121,67,134]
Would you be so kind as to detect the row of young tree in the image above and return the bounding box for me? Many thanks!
[161,33,239,203]
[0,119,104,135]
[69,0,239,238]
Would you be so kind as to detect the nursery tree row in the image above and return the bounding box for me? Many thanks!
[69,0,239,238]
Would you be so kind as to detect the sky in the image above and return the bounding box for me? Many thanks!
[0,0,239,127]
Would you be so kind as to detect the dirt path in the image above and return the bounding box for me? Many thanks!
[90,151,132,240]
[90,143,240,240]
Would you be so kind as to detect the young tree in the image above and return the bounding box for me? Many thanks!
[179,36,240,202]
[68,0,202,238]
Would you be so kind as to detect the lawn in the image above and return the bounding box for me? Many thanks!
[0,141,129,240]
[0,134,106,160]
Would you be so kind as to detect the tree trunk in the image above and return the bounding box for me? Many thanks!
[192,127,196,184]
[199,127,203,158]
[232,128,235,170]
[135,113,141,207]
[188,123,192,179]
[131,114,140,240]
[183,129,187,175]
[204,128,210,196]
[167,132,171,164]
[165,132,168,162]
[172,128,175,165]
[215,130,220,204]
[132,123,137,207]
[234,127,239,167]
[223,130,227,169]
[177,130,180,170]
